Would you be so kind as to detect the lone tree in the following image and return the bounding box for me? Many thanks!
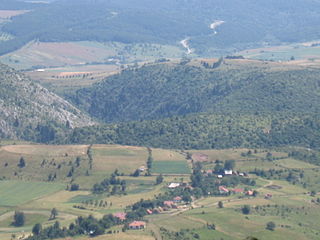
[17,157,26,168]
[218,201,224,208]
[266,221,276,231]
[156,174,164,185]
[70,184,79,191]
[32,223,42,235]
[242,205,251,215]
[50,208,58,220]
[13,211,25,227]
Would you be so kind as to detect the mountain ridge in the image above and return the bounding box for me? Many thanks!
[0,63,94,139]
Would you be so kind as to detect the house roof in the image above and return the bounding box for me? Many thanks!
[164,200,175,206]
[233,188,244,193]
[168,183,180,188]
[173,196,182,201]
[129,221,146,227]
[146,209,153,214]
[219,186,229,192]
[224,170,233,175]
[246,190,254,195]
[113,212,127,220]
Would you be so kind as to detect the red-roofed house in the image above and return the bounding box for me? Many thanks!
[163,201,178,209]
[219,186,229,194]
[129,221,146,230]
[146,209,153,214]
[113,212,127,221]
[265,193,273,199]
[232,188,244,194]
[164,201,175,207]
[246,190,254,196]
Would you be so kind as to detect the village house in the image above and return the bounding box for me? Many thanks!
[246,190,254,196]
[129,221,146,230]
[217,174,223,179]
[224,170,233,176]
[232,188,244,194]
[146,209,153,214]
[138,166,146,172]
[219,186,229,194]
[265,193,273,199]
[168,182,180,189]
[163,200,178,209]
[113,212,127,221]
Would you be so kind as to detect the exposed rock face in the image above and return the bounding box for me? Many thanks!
[0,63,94,138]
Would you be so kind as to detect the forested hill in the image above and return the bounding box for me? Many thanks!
[68,59,320,123]
[63,112,320,150]
[1,0,320,55]
[0,63,94,140]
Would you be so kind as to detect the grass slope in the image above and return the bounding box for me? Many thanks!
[0,181,64,206]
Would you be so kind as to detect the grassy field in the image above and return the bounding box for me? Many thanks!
[0,181,64,206]
[152,161,190,174]
[0,41,185,70]
[0,144,90,181]
[0,212,48,228]
[237,41,320,62]
[92,145,148,175]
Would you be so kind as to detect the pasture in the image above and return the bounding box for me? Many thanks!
[152,161,190,174]
[0,41,185,71]
[92,145,148,175]
[238,41,320,61]
[0,181,64,206]
[0,144,90,181]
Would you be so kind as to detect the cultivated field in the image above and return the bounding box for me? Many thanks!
[237,41,320,62]
[92,145,148,175]
[0,41,185,70]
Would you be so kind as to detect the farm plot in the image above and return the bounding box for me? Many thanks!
[152,161,190,174]
[92,145,148,174]
[276,158,319,169]
[151,148,190,174]
[0,181,64,206]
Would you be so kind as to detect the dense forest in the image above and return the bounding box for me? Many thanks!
[16,112,319,151]
[68,60,320,123]
[1,0,320,55]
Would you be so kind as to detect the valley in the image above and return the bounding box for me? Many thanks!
[0,1,320,240]
[0,142,320,240]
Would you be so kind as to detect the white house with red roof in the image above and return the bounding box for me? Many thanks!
[129,221,146,230]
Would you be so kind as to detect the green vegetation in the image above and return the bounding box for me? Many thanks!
[0,181,64,206]
[2,0,320,56]
[152,161,190,174]
[69,61,320,122]
[64,112,320,151]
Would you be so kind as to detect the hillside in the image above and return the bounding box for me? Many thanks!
[1,0,320,55]
[0,63,94,140]
[64,112,320,150]
[68,59,320,123]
